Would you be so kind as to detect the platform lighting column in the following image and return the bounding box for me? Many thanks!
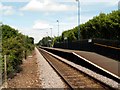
[50,28,52,38]
[76,0,80,40]
[57,20,59,37]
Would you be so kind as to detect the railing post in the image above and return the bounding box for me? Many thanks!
[4,55,7,88]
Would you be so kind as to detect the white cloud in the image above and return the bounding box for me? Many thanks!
[20,0,119,12]
[80,0,118,2]
[10,25,18,30]
[20,0,76,12]
[63,14,93,25]
[50,0,119,3]
[19,13,24,16]
[0,3,15,16]
[80,0,119,6]
[59,0,119,6]
[81,16,93,24]
[0,3,24,16]
[1,0,30,2]
[3,9,14,15]
[33,21,53,30]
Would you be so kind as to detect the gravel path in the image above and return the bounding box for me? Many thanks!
[35,47,67,88]
[7,49,41,88]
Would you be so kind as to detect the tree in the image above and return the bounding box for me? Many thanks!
[37,10,120,46]
[1,24,34,76]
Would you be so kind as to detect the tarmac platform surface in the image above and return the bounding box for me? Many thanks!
[42,47,120,78]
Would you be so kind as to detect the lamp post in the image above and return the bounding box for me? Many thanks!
[118,1,120,10]
[76,0,80,40]
[50,28,52,38]
[46,32,48,37]
[57,20,59,37]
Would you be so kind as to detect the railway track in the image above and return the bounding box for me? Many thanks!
[39,48,113,89]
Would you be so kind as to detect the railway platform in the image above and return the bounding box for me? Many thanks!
[41,47,120,81]
[74,51,120,77]
[39,47,119,89]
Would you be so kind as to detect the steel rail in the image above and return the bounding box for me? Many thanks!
[38,48,115,89]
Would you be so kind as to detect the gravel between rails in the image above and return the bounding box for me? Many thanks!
[35,47,67,88]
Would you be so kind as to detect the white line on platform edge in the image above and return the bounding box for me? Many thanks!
[72,52,120,80]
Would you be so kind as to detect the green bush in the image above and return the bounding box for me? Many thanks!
[0,25,34,76]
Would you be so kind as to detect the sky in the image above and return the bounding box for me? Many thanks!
[0,0,119,43]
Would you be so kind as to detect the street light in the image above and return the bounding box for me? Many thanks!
[76,0,80,40]
[57,20,59,37]
[118,1,120,10]
[46,32,48,37]
[50,28,52,38]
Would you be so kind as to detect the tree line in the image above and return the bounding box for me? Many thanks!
[0,25,34,77]
[38,10,120,46]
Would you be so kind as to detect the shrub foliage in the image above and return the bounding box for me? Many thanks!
[0,25,34,76]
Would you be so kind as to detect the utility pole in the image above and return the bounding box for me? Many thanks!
[57,20,59,37]
[46,32,48,37]
[50,28,52,38]
[76,0,80,40]
[118,1,120,10]
[0,22,2,86]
